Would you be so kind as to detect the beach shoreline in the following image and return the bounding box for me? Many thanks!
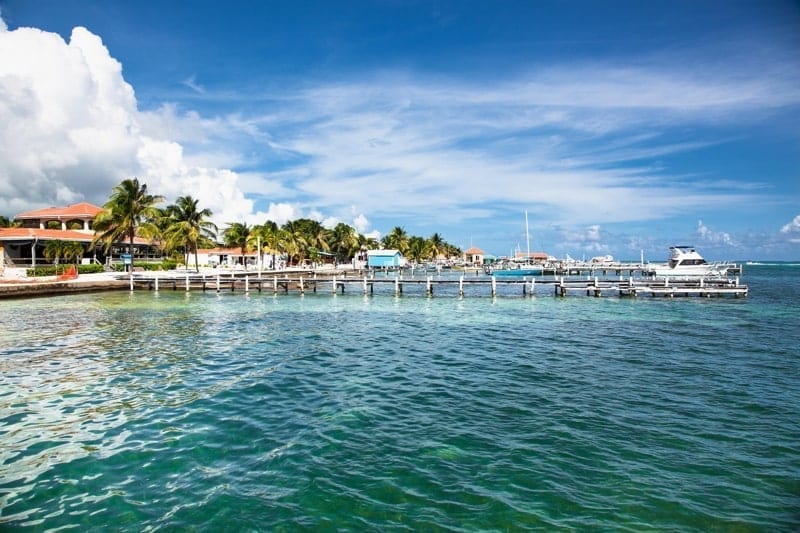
[0,271,129,299]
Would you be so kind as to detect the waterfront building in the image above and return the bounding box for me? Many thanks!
[367,249,403,268]
[463,246,486,265]
[0,202,158,272]
[190,247,260,269]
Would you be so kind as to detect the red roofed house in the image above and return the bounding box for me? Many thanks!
[0,202,158,273]
[463,246,486,266]
[16,202,103,232]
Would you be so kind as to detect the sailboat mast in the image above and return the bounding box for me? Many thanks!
[525,210,530,262]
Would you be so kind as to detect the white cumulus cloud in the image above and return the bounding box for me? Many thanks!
[353,213,370,234]
[0,21,263,229]
[696,220,734,245]
[780,215,800,242]
[554,224,610,254]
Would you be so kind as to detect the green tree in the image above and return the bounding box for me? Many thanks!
[165,196,217,271]
[426,232,446,261]
[280,220,311,266]
[43,240,83,275]
[406,236,427,264]
[92,178,164,274]
[358,233,379,250]
[300,219,331,264]
[329,222,359,263]
[63,241,84,267]
[137,206,170,255]
[382,226,409,255]
[253,220,280,269]
[43,240,67,274]
[222,222,252,270]
[445,243,462,259]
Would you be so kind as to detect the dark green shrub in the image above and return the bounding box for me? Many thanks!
[26,266,59,277]
[78,264,105,274]
[27,264,120,276]
[113,261,180,272]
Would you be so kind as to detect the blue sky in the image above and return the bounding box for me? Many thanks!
[1,1,799,260]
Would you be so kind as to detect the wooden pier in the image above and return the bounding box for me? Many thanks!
[486,262,743,278]
[551,276,747,298]
[123,272,748,298]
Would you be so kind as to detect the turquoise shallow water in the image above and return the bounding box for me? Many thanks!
[1,265,799,530]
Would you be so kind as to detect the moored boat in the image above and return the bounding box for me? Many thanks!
[485,258,544,276]
[492,264,544,276]
[646,246,734,277]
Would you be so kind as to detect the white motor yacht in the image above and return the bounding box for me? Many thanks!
[647,246,733,277]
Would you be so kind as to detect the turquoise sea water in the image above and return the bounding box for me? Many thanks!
[1,264,799,530]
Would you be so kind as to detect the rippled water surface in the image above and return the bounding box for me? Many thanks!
[1,265,799,530]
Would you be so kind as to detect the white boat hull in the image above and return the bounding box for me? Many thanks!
[648,264,731,277]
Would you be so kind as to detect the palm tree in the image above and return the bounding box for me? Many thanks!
[253,221,280,269]
[426,232,446,261]
[302,219,331,265]
[383,226,410,255]
[280,220,310,266]
[406,236,427,264]
[358,233,379,251]
[165,196,217,271]
[63,241,85,267]
[43,240,67,274]
[43,240,83,276]
[329,223,359,263]
[276,228,296,267]
[445,243,462,260]
[92,178,164,273]
[222,222,252,270]
[136,206,170,256]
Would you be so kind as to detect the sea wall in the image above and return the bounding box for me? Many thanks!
[0,279,128,299]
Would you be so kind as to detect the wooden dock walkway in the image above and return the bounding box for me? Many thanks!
[123,272,748,298]
[551,276,747,298]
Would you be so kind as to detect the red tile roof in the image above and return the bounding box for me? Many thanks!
[0,228,150,244]
[464,246,485,255]
[16,202,103,220]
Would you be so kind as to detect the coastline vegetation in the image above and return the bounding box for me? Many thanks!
[90,179,462,269]
[3,178,463,273]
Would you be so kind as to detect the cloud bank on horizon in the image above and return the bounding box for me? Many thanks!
[1,4,799,259]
